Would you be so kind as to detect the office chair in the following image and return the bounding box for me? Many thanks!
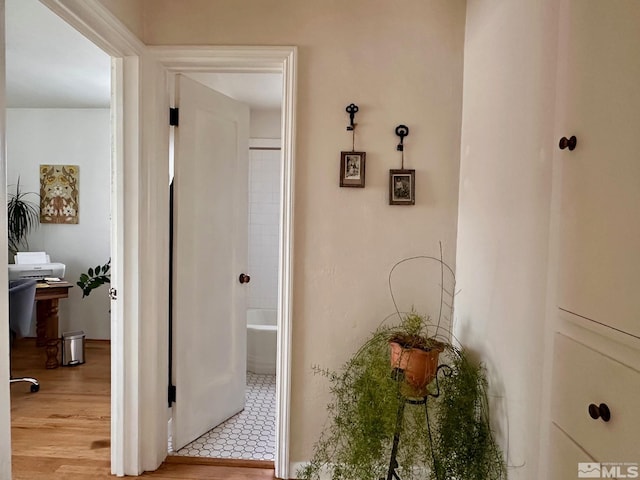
[8,279,39,393]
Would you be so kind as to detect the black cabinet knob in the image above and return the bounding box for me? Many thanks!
[588,403,611,422]
[239,273,251,284]
[559,135,577,151]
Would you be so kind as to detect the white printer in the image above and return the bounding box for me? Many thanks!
[8,252,66,281]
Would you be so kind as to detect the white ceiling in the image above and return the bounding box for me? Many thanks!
[5,0,282,110]
[184,72,283,111]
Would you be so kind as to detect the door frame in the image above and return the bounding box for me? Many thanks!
[154,46,297,479]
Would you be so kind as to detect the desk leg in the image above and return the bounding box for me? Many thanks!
[46,339,60,369]
[36,298,60,368]
[36,301,48,347]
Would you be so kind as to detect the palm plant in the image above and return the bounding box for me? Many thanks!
[7,178,40,258]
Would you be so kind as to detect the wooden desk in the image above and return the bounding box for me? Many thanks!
[35,281,73,369]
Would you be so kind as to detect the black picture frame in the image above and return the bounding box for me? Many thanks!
[340,152,366,188]
[389,169,415,205]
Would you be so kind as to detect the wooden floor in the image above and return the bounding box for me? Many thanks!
[10,338,277,479]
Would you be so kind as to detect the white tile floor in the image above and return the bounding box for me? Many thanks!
[170,372,276,461]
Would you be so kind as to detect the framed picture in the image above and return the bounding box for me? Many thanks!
[389,169,415,205]
[340,151,366,188]
[40,164,80,223]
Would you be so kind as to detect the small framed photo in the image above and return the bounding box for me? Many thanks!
[340,152,366,188]
[389,169,415,205]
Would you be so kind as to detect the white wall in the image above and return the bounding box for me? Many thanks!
[7,108,111,339]
[248,109,282,311]
[455,1,560,478]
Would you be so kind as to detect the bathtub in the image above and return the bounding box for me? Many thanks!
[247,308,277,374]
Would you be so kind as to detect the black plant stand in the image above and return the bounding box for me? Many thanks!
[381,365,452,480]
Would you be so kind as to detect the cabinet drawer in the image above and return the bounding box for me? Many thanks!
[551,333,640,462]
[548,424,594,480]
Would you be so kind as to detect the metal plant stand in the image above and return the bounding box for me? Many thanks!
[382,365,452,480]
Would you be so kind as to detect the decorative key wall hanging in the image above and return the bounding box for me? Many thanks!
[340,103,366,188]
[389,125,415,205]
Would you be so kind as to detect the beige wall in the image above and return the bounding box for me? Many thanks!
[97,0,144,40]
[140,0,466,466]
[456,1,560,478]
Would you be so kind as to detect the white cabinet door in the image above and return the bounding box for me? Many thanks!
[172,74,249,451]
[551,334,640,463]
[547,425,595,480]
[555,0,640,337]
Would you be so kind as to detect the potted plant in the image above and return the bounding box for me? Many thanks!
[76,259,111,297]
[388,312,445,397]
[298,256,507,480]
[7,177,40,259]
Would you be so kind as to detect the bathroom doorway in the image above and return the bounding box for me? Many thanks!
[169,71,284,463]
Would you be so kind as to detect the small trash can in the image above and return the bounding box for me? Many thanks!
[61,330,86,366]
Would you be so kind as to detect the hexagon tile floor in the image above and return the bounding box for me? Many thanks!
[170,373,276,461]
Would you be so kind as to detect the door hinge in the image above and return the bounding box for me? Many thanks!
[108,287,117,300]
[168,384,176,405]
[169,107,179,126]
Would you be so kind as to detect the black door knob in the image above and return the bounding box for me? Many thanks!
[239,273,251,284]
[559,135,577,151]
[588,403,611,422]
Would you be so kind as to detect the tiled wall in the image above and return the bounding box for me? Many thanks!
[248,148,281,310]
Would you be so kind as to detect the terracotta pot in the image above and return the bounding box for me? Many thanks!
[389,341,443,396]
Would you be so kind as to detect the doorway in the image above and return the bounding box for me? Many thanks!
[156,46,297,478]
[169,72,283,462]
[5,0,113,472]
[1,0,145,476]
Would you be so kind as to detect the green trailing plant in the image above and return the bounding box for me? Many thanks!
[433,349,506,480]
[298,253,506,480]
[77,259,111,298]
[7,178,40,257]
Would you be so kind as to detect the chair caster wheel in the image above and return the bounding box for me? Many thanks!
[30,384,40,393]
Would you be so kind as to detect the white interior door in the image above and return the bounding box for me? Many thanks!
[172,74,249,451]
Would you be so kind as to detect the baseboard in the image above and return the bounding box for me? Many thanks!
[289,461,333,480]
[288,461,426,479]
[289,461,306,480]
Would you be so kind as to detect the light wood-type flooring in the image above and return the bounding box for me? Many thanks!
[10,338,276,479]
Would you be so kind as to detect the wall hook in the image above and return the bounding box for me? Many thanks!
[395,125,409,151]
[346,103,359,131]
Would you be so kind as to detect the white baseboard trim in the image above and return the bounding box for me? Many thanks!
[289,461,306,479]
[289,461,334,480]
[289,461,429,479]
